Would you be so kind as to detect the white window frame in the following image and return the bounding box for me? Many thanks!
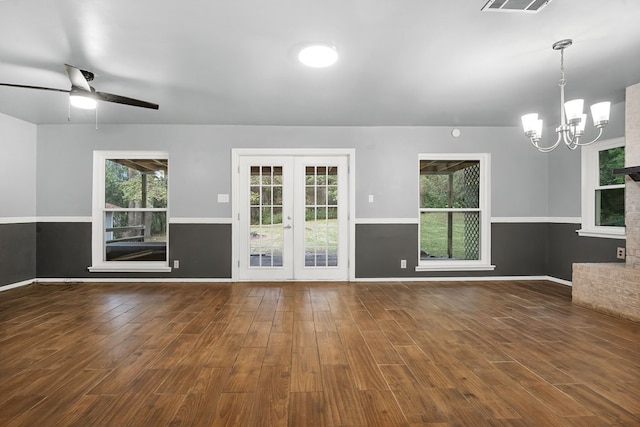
[416,153,494,272]
[578,137,626,240]
[89,150,171,273]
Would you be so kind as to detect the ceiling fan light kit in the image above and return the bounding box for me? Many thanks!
[521,39,610,152]
[0,63,159,116]
[69,88,97,110]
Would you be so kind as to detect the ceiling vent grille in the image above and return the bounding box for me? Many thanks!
[481,0,551,13]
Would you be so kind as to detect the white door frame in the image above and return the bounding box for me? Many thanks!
[232,148,355,281]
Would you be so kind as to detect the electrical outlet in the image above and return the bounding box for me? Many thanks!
[616,247,626,260]
[400,259,407,269]
[173,259,180,269]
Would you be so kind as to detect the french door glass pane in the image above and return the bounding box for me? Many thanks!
[249,166,284,267]
[305,166,339,267]
[595,188,625,226]
[420,211,480,260]
[104,211,167,261]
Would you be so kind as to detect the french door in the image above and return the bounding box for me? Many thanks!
[236,154,349,280]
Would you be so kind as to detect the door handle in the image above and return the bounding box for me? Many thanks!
[283,225,292,229]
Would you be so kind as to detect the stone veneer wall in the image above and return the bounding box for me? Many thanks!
[625,83,640,266]
[573,264,640,321]
[572,82,640,322]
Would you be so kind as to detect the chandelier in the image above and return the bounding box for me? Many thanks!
[521,39,611,152]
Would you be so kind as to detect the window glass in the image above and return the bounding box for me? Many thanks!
[418,158,487,267]
[105,159,168,209]
[595,188,625,227]
[579,138,625,239]
[420,160,479,209]
[596,146,625,227]
[100,157,168,263]
[105,211,167,261]
[420,212,480,260]
[599,147,625,186]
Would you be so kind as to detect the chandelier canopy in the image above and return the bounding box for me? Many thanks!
[521,39,610,152]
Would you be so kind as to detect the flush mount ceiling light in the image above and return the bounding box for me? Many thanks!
[521,39,610,152]
[298,44,338,68]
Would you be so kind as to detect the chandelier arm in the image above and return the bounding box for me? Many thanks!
[573,127,604,147]
[531,132,563,152]
[562,127,578,147]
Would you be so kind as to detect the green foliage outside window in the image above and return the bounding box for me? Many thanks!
[105,160,168,236]
[597,147,625,227]
[599,146,625,186]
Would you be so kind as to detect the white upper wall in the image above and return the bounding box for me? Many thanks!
[0,112,36,218]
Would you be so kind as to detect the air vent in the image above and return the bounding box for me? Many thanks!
[481,0,551,13]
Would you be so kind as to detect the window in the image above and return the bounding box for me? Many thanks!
[417,153,493,271]
[90,151,170,272]
[579,138,625,239]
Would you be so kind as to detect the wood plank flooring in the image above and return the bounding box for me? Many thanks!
[1,280,639,426]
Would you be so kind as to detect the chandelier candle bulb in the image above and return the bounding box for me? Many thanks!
[533,119,543,138]
[564,99,584,123]
[521,113,539,135]
[591,101,611,127]
[576,114,587,134]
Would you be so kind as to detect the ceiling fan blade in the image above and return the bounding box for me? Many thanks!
[0,82,70,93]
[96,91,159,110]
[64,64,91,91]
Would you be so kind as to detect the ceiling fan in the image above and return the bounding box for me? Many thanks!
[0,64,159,110]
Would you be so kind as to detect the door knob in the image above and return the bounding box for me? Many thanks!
[283,225,292,229]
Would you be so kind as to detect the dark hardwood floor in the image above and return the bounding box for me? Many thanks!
[0,280,639,426]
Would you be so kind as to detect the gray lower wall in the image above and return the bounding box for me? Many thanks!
[1,220,622,285]
[354,222,622,281]
[0,223,36,286]
[547,223,624,281]
[355,223,548,278]
[36,222,92,279]
[36,222,232,279]
[168,224,232,278]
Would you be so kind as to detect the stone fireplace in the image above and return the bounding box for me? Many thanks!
[572,82,640,322]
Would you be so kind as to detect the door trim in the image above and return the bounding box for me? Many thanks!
[232,148,355,281]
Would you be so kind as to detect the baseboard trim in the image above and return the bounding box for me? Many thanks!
[35,278,233,284]
[1,275,572,291]
[0,279,35,292]
[544,276,573,286]
[352,275,572,286]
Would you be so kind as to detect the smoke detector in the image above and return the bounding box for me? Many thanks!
[481,0,551,13]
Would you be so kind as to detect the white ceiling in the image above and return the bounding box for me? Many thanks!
[1,0,639,127]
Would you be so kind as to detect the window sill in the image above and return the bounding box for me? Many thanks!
[576,229,626,240]
[415,263,496,272]
[88,264,172,273]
